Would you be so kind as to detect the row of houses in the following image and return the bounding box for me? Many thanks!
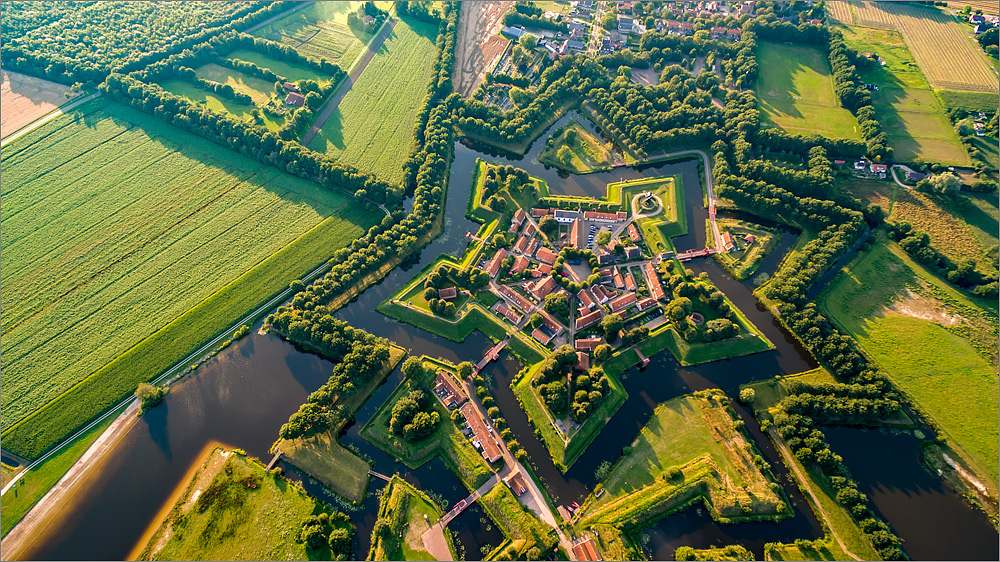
[460,402,503,463]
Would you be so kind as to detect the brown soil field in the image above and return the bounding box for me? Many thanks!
[453,1,514,97]
[1,69,78,138]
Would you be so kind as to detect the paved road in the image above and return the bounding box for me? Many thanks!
[0,91,99,148]
[300,18,398,147]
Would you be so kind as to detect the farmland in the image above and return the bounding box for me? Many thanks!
[834,24,971,165]
[882,1,999,92]
[841,178,998,273]
[0,97,378,439]
[820,239,999,485]
[0,69,78,138]
[307,18,439,183]
[251,1,374,68]
[755,41,861,139]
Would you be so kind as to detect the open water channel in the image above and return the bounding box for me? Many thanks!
[16,114,997,560]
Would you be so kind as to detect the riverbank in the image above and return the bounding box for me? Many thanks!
[1,401,140,559]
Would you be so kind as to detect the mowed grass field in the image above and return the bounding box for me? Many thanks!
[755,41,861,139]
[820,240,999,484]
[308,19,438,183]
[882,1,999,92]
[159,78,286,132]
[251,1,374,68]
[835,24,970,165]
[1,98,378,438]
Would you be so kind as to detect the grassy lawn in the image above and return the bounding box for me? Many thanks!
[141,449,347,561]
[1,97,381,459]
[251,1,373,68]
[971,134,1000,169]
[0,463,18,488]
[743,378,882,561]
[819,239,998,487]
[712,219,780,280]
[840,177,998,274]
[159,79,286,131]
[538,120,615,173]
[308,18,438,183]
[0,413,116,537]
[834,24,971,166]
[579,390,787,529]
[361,359,494,490]
[276,346,405,503]
[368,475,455,561]
[756,41,861,139]
[478,485,556,558]
[193,63,279,105]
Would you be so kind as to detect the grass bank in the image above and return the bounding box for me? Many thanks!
[368,475,456,561]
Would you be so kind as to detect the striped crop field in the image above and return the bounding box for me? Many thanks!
[883,1,999,92]
[826,1,855,24]
[0,97,377,435]
[251,1,374,68]
[308,19,439,183]
[853,1,895,29]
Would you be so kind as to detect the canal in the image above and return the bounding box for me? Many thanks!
[16,114,997,561]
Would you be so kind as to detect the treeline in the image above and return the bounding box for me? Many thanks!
[782,378,902,424]
[885,221,998,297]
[100,73,400,205]
[394,0,445,24]
[1,2,293,86]
[266,4,460,355]
[503,1,568,32]
[274,317,393,439]
[770,410,904,559]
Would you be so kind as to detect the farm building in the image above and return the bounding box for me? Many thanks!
[284,92,306,106]
[438,286,458,300]
[722,231,736,251]
[282,81,299,91]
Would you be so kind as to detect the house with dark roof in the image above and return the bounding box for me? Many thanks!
[284,92,306,106]
[624,245,641,259]
[438,286,458,300]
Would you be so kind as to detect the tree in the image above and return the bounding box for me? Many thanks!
[521,33,538,51]
[600,315,623,339]
[557,145,573,164]
[135,382,167,414]
[401,357,425,380]
[739,387,756,404]
[544,292,571,317]
[301,523,326,550]
[403,410,440,441]
[538,215,559,236]
[458,361,474,379]
[328,527,352,560]
[597,230,611,246]
[564,128,578,145]
[530,313,545,328]
[594,343,612,362]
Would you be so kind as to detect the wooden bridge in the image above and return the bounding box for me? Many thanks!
[676,247,717,261]
[474,336,509,374]
[266,452,282,471]
[368,469,392,482]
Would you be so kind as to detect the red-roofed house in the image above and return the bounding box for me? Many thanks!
[576,309,602,330]
[627,223,641,242]
[524,223,536,237]
[624,271,636,291]
[498,284,533,312]
[613,267,625,289]
[510,208,526,231]
[870,163,887,173]
[536,247,558,264]
[570,218,583,248]
[609,292,636,312]
[575,351,591,371]
[575,336,605,351]
[637,297,657,311]
[511,255,530,274]
[486,248,508,277]
[460,403,502,463]
[644,262,666,301]
[505,470,528,496]
[532,327,555,345]
[493,301,523,324]
[514,235,529,253]
[283,81,299,91]
[438,286,458,300]
[529,276,558,300]
[284,92,306,106]
[727,28,741,39]
[578,290,596,310]
[722,231,735,252]
[531,207,549,218]
[533,262,552,277]
[435,371,467,408]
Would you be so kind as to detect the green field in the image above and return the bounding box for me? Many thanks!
[834,24,971,165]
[226,49,330,83]
[756,41,861,139]
[159,79,286,132]
[193,62,281,105]
[1,98,379,456]
[539,120,615,173]
[251,1,374,68]
[308,18,438,183]
[820,239,999,486]
[141,450,348,561]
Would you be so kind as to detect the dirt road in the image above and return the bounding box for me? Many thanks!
[453,2,514,97]
[300,18,397,147]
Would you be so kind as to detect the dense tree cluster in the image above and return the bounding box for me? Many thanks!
[782,378,901,424]
[390,390,440,442]
[299,512,354,560]
[1,2,292,86]
[552,248,601,291]
[503,1,568,32]
[481,164,533,208]
[274,317,392,439]
[531,346,610,422]
[771,410,903,559]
